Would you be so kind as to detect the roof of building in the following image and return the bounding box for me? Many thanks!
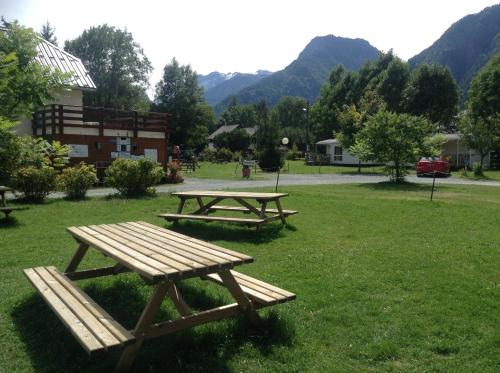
[242,126,258,137]
[35,38,96,90]
[316,139,339,145]
[443,133,461,141]
[208,124,240,140]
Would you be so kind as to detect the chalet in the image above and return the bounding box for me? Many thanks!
[12,35,171,169]
[207,124,258,149]
[313,139,376,165]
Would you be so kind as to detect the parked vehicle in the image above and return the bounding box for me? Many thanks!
[416,157,451,177]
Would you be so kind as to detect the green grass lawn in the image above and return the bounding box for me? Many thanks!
[186,160,385,180]
[1,183,499,372]
[459,169,500,182]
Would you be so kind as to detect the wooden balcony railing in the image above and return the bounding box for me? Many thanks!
[32,104,170,137]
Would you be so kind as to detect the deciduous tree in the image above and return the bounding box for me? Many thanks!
[153,58,214,150]
[65,24,152,110]
[350,111,436,182]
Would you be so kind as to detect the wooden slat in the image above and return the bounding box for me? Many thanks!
[66,226,167,281]
[79,226,181,276]
[34,267,122,350]
[209,205,299,215]
[232,271,296,299]
[118,222,236,266]
[24,267,104,354]
[135,221,253,262]
[93,224,211,271]
[204,270,296,305]
[172,191,288,200]
[205,273,277,304]
[159,213,265,224]
[44,267,135,347]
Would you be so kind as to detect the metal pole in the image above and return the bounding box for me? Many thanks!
[306,102,310,152]
[430,171,437,201]
[275,168,280,193]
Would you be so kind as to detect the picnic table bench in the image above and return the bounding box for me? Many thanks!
[24,221,295,372]
[159,190,298,230]
[0,186,25,218]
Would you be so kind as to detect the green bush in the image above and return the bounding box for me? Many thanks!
[57,163,98,199]
[13,166,57,202]
[0,129,22,185]
[472,162,484,176]
[216,147,234,163]
[258,147,283,172]
[286,144,300,160]
[199,147,217,162]
[105,158,164,197]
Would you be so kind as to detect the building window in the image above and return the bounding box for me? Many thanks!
[95,142,102,150]
[120,144,127,152]
[334,146,343,162]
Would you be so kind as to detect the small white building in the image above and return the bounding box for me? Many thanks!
[315,139,376,165]
[441,133,491,168]
[317,135,495,168]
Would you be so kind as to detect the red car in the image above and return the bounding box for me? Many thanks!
[416,157,451,177]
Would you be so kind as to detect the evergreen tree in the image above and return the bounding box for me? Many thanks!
[39,21,57,46]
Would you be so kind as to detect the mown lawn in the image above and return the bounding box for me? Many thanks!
[459,169,500,182]
[186,160,385,180]
[0,183,499,372]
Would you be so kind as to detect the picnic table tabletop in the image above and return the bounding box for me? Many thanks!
[66,221,254,282]
[0,186,12,193]
[172,190,288,200]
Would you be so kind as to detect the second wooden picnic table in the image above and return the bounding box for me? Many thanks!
[159,190,298,229]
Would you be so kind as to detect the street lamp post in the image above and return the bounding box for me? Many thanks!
[275,137,289,192]
[302,102,310,153]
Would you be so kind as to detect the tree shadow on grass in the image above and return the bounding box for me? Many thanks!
[165,220,289,244]
[12,277,295,373]
[356,181,438,192]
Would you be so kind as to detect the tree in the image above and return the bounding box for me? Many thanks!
[64,24,152,110]
[269,96,308,149]
[219,99,258,128]
[375,58,409,112]
[39,21,57,45]
[213,129,250,152]
[350,111,436,182]
[154,58,214,150]
[403,64,460,131]
[0,20,69,129]
[459,53,500,168]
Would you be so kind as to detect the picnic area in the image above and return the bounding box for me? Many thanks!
[1,183,499,372]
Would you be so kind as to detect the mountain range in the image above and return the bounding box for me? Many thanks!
[409,4,500,95]
[199,4,500,112]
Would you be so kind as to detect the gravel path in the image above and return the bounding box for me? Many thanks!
[5,173,499,200]
[82,173,500,198]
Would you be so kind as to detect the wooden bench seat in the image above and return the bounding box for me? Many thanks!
[204,270,296,306]
[209,205,299,216]
[159,213,266,225]
[24,266,135,355]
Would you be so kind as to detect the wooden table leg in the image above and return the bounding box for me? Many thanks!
[64,243,89,273]
[218,270,260,325]
[274,198,287,225]
[167,281,192,316]
[115,281,170,372]
[234,197,267,218]
[191,197,224,215]
[176,197,186,214]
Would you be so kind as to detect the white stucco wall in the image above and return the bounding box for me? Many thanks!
[326,144,376,165]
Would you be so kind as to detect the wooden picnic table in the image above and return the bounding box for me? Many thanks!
[159,190,298,229]
[23,221,295,372]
